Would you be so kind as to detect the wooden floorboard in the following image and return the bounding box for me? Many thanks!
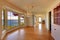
[3,24,54,40]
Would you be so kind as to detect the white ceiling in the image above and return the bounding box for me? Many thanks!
[6,0,60,13]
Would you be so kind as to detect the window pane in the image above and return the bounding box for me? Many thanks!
[7,11,18,29]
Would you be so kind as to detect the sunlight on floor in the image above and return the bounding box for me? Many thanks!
[20,29,25,35]
[38,24,42,30]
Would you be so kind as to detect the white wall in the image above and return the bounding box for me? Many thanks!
[26,15,34,26]
[24,13,33,27]
[45,12,49,30]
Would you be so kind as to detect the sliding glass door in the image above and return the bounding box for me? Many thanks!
[7,11,18,29]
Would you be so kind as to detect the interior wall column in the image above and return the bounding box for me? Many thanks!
[4,9,8,30]
[24,14,27,27]
[32,14,34,27]
[18,13,20,27]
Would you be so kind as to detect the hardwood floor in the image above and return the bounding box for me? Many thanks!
[3,24,54,40]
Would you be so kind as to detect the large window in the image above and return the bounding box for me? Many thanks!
[7,11,18,29]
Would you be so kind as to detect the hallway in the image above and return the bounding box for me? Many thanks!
[3,24,53,40]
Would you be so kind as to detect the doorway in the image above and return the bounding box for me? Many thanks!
[38,17,42,23]
[49,11,51,32]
